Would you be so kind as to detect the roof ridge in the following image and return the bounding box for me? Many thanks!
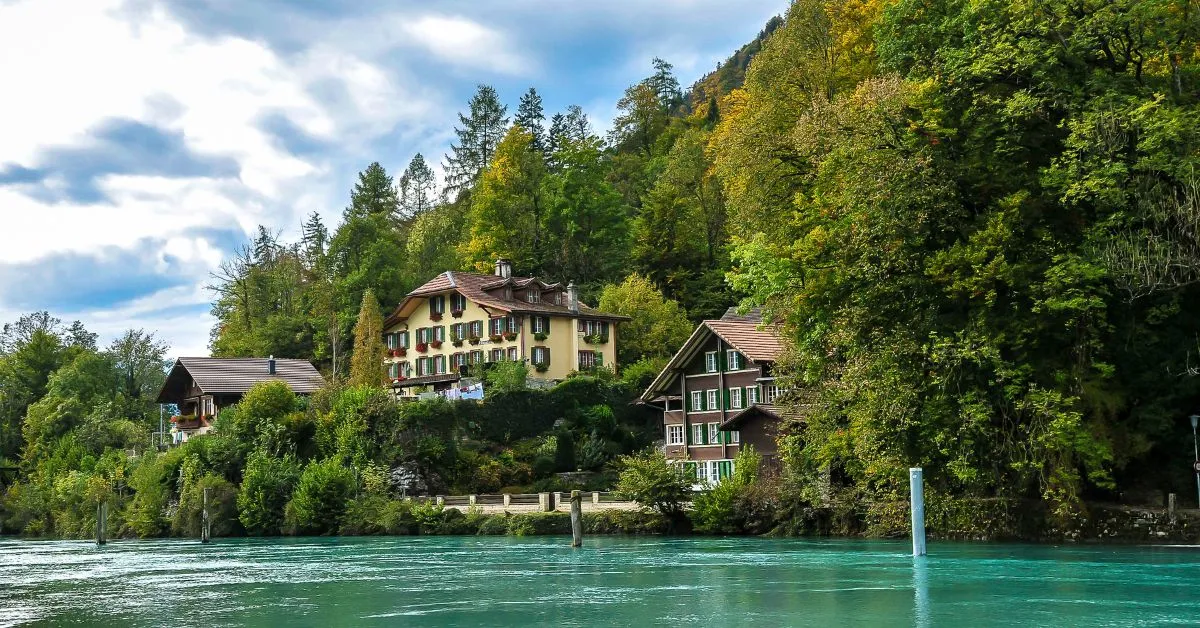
[446,270,457,288]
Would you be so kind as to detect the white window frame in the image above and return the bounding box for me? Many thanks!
[666,425,684,445]
[532,316,547,334]
[726,350,742,370]
[730,430,740,444]
[507,347,518,361]
[527,290,540,303]
[746,385,759,405]
[705,351,718,373]
[708,422,719,444]
[764,384,779,403]
[706,389,718,411]
[690,390,703,412]
[692,423,705,445]
[729,387,743,410]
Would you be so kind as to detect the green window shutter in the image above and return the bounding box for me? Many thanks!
[718,461,731,480]
[685,423,692,445]
[723,389,730,410]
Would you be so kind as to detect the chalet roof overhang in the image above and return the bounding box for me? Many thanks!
[156,357,325,404]
[639,320,785,401]
[718,403,803,431]
[389,373,460,389]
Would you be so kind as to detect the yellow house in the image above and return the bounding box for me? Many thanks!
[382,259,628,397]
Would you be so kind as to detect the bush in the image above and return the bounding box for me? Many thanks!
[507,512,570,535]
[691,446,761,534]
[614,449,691,517]
[173,474,239,538]
[284,457,355,535]
[238,450,300,535]
[583,510,671,534]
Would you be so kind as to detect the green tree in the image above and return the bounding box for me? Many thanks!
[597,274,692,366]
[349,289,386,389]
[397,153,439,223]
[463,125,548,273]
[284,456,356,535]
[238,450,300,535]
[614,449,691,517]
[445,84,510,195]
[515,87,547,155]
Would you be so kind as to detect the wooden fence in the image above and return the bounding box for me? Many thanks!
[414,492,640,514]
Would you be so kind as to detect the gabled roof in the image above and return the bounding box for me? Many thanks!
[156,357,326,403]
[718,403,804,431]
[640,309,785,401]
[385,271,629,327]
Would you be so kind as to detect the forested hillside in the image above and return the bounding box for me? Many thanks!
[5,0,1200,538]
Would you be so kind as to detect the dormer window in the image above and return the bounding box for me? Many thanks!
[429,295,445,314]
[527,290,540,303]
[554,292,562,305]
[504,286,513,300]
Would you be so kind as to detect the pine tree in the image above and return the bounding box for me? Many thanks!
[444,85,509,195]
[397,153,438,222]
[548,105,590,170]
[349,289,386,388]
[515,87,547,156]
[300,212,329,269]
[345,162,399,219]
[649,57,683,112]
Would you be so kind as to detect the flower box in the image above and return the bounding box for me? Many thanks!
[452,339,464,347]
[416,342,428,353]
[533,362,550,373]
[584,333,609,345]
[533,332,548,342]
[489,334,503,343]
[468,336,481,345]
[503,332,518,341]
[391,349,403,357]
[430,312,443,322]
[451,309,464,318]
[430,340,443,349]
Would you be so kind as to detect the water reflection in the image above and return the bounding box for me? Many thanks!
[913,555,929,628]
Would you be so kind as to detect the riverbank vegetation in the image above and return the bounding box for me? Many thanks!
[6,0,1200,538]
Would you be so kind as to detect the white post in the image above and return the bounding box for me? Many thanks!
[910,467,926,557]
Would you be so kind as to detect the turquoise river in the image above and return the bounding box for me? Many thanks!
[1,536,1198,626]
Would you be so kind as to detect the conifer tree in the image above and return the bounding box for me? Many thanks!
[300,212,328,267]
[515,87,547,155]
[345,162,399,219]
[397,153,438,222]
[444,85,509,195]
[349,289,386,388]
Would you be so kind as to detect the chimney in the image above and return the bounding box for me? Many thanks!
[567,281,579,313]
[494,258,512,278]
[268,355,276,375]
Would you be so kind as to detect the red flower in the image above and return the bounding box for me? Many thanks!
[430,312,443,322]
[451,309,464,318]
[430,340,443,349]
[416,342,428,352]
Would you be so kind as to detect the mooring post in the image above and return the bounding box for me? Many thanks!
[201,487,211,544]
[1169,493,1178,523]
[570,490,583,548]
[95,499,107,546]
[910,467,926,557]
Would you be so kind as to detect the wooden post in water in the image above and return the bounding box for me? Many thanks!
[570,490,583,548]
[910,467,926,557]
[200,487,211,544]
[95,499,107,545]
[1169,493,1178,523]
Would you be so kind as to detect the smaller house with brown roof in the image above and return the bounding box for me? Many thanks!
[156,357,325,443]
[640,308,792,487]
[381,259,629,397]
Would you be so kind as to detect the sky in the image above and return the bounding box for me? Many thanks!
[0,0,786,359]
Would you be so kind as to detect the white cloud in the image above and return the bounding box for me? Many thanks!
[399,15,531,76]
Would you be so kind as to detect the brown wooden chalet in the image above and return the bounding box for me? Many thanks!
[640,308,793,486]
[156,357,325,441]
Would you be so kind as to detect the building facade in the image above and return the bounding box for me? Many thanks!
[382,259,628,397]
[640,308,790,487]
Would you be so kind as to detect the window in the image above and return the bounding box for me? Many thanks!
[532,316,548,334]
[692,423,705,445]
[705,351,718,373]
[707,461,720,484]
[707,389,718,411]
[726,350,742,370]
[451,353,466,370]
[386,333,396,349]
[489,348,505,362]
[578,350,597,370]
[470,320,483,337]
[746,385,760,405]
[531,346,550,365]
[554,292,562,305]
[415,358,426,376]
[429,295,445,314]
[507,347,518,361]
[389,362,399,378]
[764,384,780,403]
[506,315,519,333]
[527,290,540,303]
[708,422,719,444]
[690,390,703,411]
[470,350,484,364]
[729,387,743,410]
[667,425,684,445]
[434,355,445,374]
[729,430,740,444]
[490,318,505,336]
[579,320,609,337]
[451,293,467,311]
[399,331,409,348]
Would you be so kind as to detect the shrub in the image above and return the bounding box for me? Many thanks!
[284,457,355,535]
[238,450,300,535]
[691,446,761,534]
[583,510,671,535]
[507,512,570,536]
[173,474,239,538]
[614,449,691,517]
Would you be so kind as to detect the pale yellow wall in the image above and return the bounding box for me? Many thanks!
[383,287,620,386]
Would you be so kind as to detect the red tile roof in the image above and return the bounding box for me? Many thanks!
[704,320,786,363]
[386,271,629,326]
